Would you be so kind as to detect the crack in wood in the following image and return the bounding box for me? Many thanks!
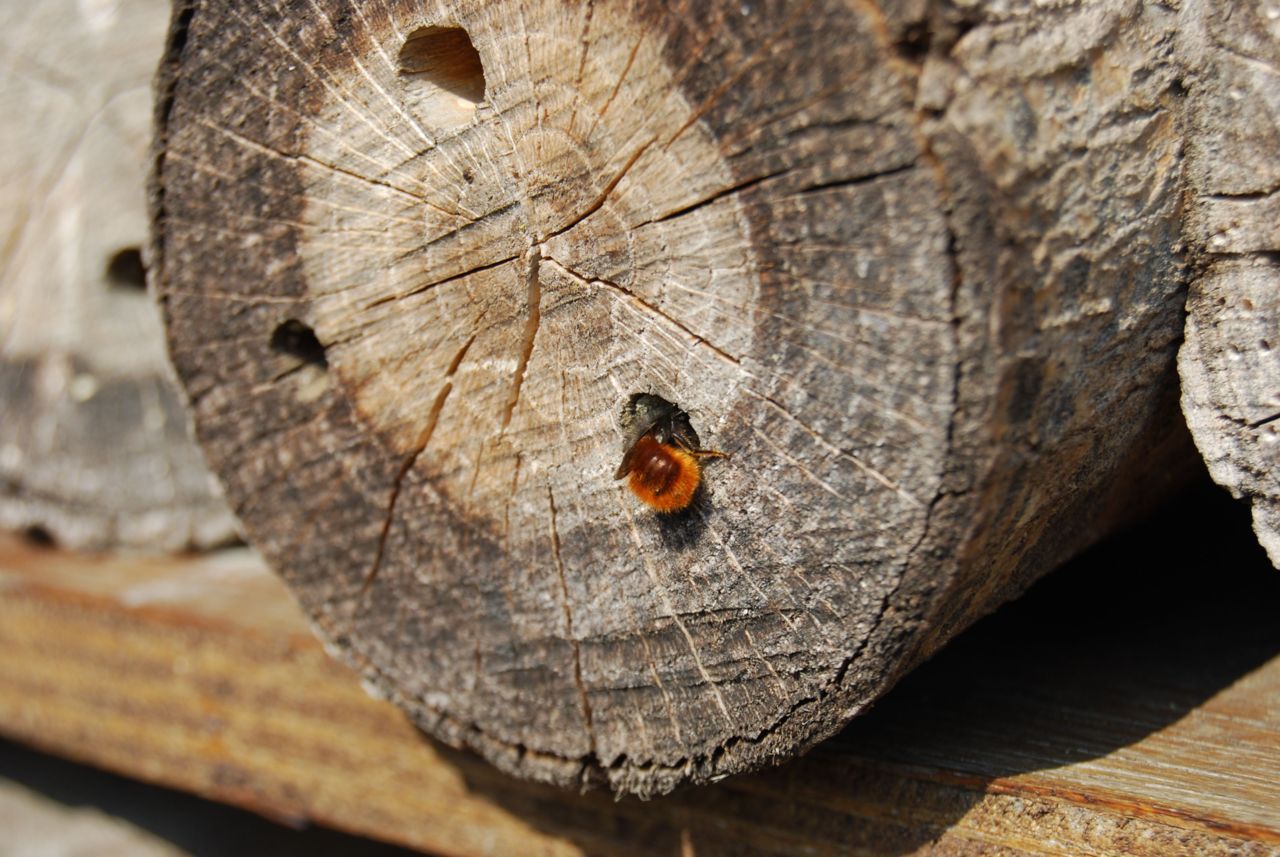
[621,511,734,728]
[663,0,815,151]
[546,485,598,774]
[544,138,655,241]
[503,452,523,541]
[363,252,519,310]
[746,422,852,502]
[635,167,791,229]
[200,50,469,211]
[385,202,523,267]
[586,32,644,143]
[304,0,436,149]
[295,152,464,219]
[693,509,805,636]
[1207,187,1280,202]
[791,161,918,197]
[541,257,742,368]
[1248,411,1280,430]
[743,388,923,505]
[500,244,543,431]
[565,0,596,136]
[227,4,422,163]
[196,116,462,220]
[360,334,477,596]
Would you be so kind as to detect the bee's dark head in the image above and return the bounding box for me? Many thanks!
[621,393,700,449]
[623,393,675,430]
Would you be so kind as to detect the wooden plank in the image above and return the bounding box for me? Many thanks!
[1,487,1277,856]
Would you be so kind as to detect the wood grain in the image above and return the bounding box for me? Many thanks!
[1,486,1277,856]
[150,0,1198,794]
[0,0,236,551]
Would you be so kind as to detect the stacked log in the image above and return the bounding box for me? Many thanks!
[0,0,235,551]
[146,0,1269,796]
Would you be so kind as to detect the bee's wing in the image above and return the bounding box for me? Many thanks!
[614,430,655,479]
[613,444,640,480]
[614,410,666,480]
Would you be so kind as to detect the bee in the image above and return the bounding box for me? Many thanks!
[614,393,727,513]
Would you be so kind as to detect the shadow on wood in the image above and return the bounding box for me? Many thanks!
[451,477,1280,854]
[0,740,420,857]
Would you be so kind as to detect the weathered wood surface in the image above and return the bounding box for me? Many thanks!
[1,487,1277,856]
[1178,4,1280,567]
[0,0,236,552]
[151,0,1199,795]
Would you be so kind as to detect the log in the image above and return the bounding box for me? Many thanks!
[0,0,236,552]
[1177,5,1280,567]
[149,0,1197,794]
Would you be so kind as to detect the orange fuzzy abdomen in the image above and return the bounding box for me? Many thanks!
[626,436,701,513]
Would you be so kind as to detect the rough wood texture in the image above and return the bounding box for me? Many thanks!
[1,487,1277,855]
[0,0,236,552]
[150,0,1195,793]
[1178,3,1280,567]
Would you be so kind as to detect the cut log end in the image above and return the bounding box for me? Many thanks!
[153,0,949,793]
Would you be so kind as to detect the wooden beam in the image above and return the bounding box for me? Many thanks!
[1,488,1277,856]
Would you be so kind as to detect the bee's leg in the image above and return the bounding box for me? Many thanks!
[673,435,730,460]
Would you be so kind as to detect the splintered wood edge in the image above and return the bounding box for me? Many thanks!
[0,534,1276,857]
[1176,4,1280,569]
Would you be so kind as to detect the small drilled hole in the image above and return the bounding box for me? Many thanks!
[23,525,55,547]
[398,25,485,128]
[270,319,328,369]
[106,247,146,290]
[896,22,932,63]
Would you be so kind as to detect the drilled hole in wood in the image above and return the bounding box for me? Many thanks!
[105,247,146,290]
[270,319,328,369]
[398,25,485,128]
[23,525,54,547]
[895,22,931,63]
